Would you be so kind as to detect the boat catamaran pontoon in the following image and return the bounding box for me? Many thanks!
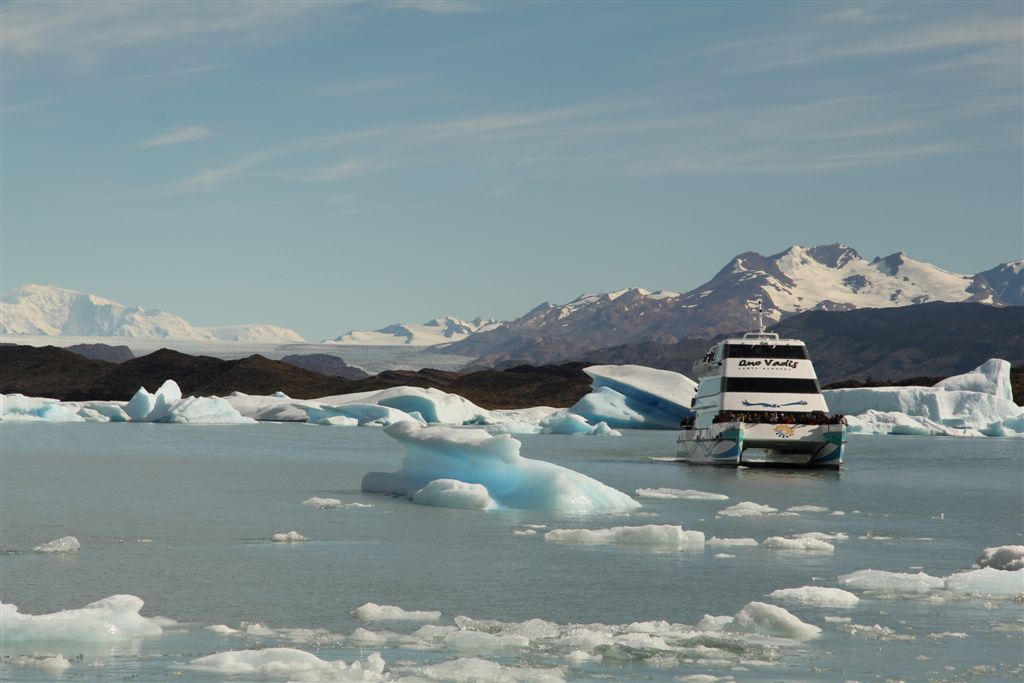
[677,301,846,468]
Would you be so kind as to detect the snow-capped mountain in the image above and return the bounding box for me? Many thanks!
[328,315,498,346]
[443,244,1020,362]
[0,284,305,342]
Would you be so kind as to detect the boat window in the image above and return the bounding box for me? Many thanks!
[723,378,820,393]
[696,378,723,397]
[724,344,807,359]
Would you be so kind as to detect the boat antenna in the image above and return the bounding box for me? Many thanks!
[746,298,765,334]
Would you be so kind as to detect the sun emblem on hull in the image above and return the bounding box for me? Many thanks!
[773,424,796,438]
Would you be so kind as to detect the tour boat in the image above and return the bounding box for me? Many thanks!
[677,303,846,468]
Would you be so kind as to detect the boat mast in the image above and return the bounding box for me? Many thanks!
[747,298,766,334]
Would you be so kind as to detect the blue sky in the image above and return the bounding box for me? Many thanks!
[2,0,1021,340]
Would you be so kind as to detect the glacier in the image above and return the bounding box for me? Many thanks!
[361,422,640,513]
[825,359,1023,437]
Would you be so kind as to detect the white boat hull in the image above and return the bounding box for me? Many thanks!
[677,422,845,468]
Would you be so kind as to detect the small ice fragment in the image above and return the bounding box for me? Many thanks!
[208,624,240,635]
[0,595,164,642]
[303,497,343,508]
[762,536,834,552]
[635,488,729,501]
[271,531,309,543]
[411,479,496,510]
[787,505,829,513]
[706,537,758,547]
[189,648,385,678]
[944,567,1024,596]
[513,529,537,536]
[33,536,80,553]
[701,601,821,641]
[714,553,736,559]
[352,602,441,621]
[838,569,944,593]
[544,525,704,547]
[14,655,71,674]
[768,586,859,607]
[717,501,778,517]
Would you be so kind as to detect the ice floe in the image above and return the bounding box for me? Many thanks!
[188,648,386,680]
[352,603,441,621]
[767,586,859,607]
[838,569,945,594]
[761,536,835,552]
[12,654,71,675]
[567,365,696,430]
[33,536,80,553]
[698,602,821,641]
[944,567,1024,596]
[361,422,640,513]
[825,359,1024,437]
[0,595,166,643]
[706,537,759,547]
[716,502,779,518]
[271,531,309,543]
[975,545,1024,571]
[635,488,728,501]
[301,497,373,510]
[544,525,705,547]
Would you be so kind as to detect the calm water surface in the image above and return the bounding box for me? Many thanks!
[1,424,1021,681]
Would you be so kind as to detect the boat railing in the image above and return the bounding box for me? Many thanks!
[710,411,846,426]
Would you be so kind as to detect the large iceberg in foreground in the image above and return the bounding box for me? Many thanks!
[825,359,1023,437]
[568,365,696,430]
[362,422,640,513]
[0,595,166,643]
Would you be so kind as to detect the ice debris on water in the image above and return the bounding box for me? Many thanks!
[944,567,1024,596]
[838,569,945,594]
[635,488,728,501]
[188,648,386,680]
[361,422,640,513]
[975,545,1024,571]
[33,535,80,553]
[706,537,759,547]
[0,595,166,643]
[698,601,821,641]
[717,502,779,518]
[540,411,621,436]
[761,536,835,552]
[544,525,704,547]
[352,603,441,622]
[271,531,309,543]
[13,655,71,675]
[767,586,859,607]
[301,497,373,509]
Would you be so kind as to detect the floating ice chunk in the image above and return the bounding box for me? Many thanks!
[208,624,240,635]
[635,488,728,501]
[146,379,182,422]
[762,536,835,552]
[317,415,359,426]
[573,365,697,430]
[787,505,828,513]
[794,531,848,542]
[0,595,164,643]
[544,525,704,547]
[825,359,1024,437]
[717,501,779,518]
[700,601,821,641]
[412,479,497,510]
[944,568,1024,596]
[975,545,1024,571]
[352,602,441,622]
[362,423,640,513]
[838,569,944,594]
[271,531,308,543]
[0,394,88,422]
[370,386,488,425]
[768,586,859,607]
[714,553,736,559]
[303,403,423,427]
[124,387,156,421]
[33,535,80,553]
[411,657,564,682]
[513,529,537,536]
[934,359,1014,401]
[706,537,758,547]
[13,654,71,674]
[303,497,343,508]
[188,647,386,680]
[162,396,255,424]
[539,412,621,436]
[565,649,603,664]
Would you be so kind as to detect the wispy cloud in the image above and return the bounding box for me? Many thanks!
[137,125,212,149]
[312,78,410,97]
[384,0,484,14]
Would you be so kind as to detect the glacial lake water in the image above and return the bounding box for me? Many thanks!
[1,423,1022,681]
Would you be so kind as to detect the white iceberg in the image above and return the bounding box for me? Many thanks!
[0,595,165,643]
[33,536,80,553]
[0,394,84,422]
[540,411,621,436]
[838,569,944,594]
[544,525,704,547]
[352,602,441,621]
[944,567,1024,596]
[189,647,385,680]
[717,501,779,518]
[767,586,859,607]
[361,422,640,513]
[635,488,728,501]
[162,396,255,424]
[567,365,696,430]
[825,359,1024,437]
[975,545,1024,571]
[411,479,497,510]
[698,601,821,641]
[303,403,423,427]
